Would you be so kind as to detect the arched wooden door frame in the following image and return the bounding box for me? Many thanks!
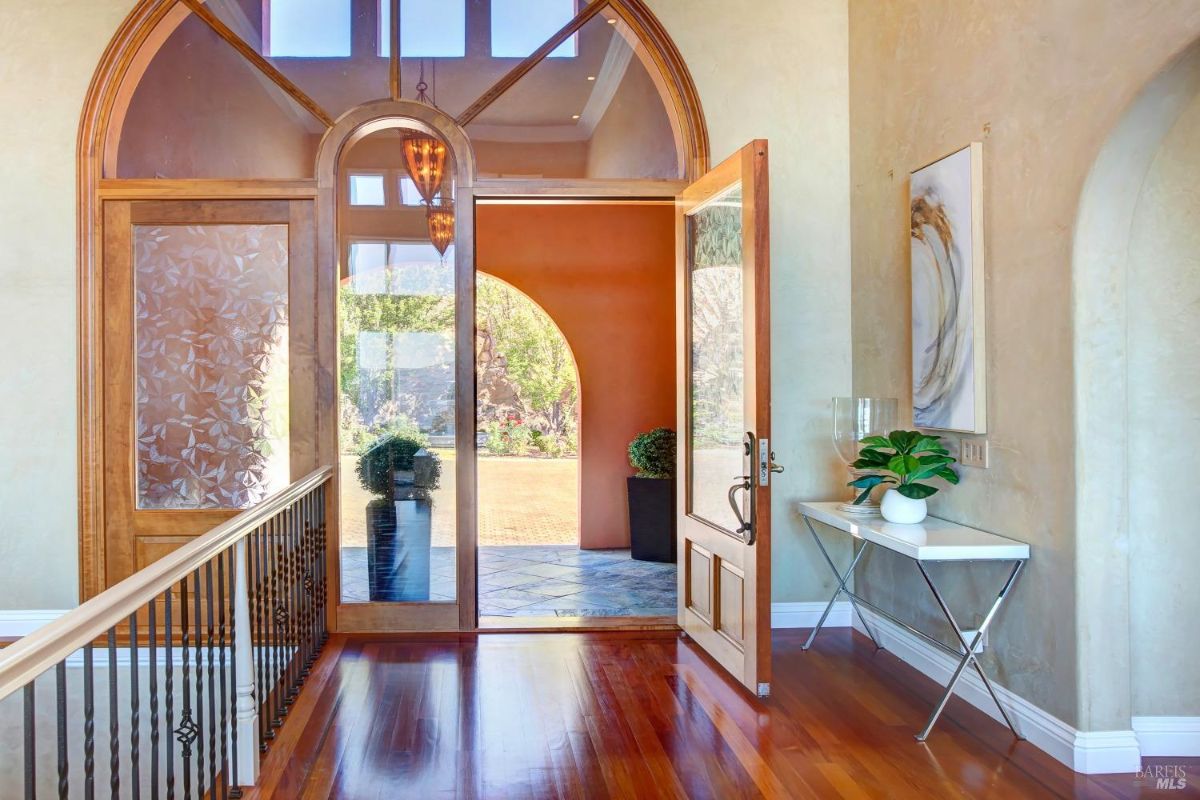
[77,0,710,613]
[317,101,478,630]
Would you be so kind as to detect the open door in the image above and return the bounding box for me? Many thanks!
[676,141,775,697]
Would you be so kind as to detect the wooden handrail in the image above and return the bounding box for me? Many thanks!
[0,466,332,703]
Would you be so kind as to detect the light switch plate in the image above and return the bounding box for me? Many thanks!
[960,438,989,468]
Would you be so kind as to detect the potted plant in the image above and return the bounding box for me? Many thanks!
[847,430,958,524]
[626,427,677,562]
[357,431,441,600]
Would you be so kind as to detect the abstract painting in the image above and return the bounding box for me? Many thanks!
[910,143,986,433]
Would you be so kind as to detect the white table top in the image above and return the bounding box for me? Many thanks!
[798,502,1030,561]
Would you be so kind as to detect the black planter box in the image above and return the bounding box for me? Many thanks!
[627,477,677,563]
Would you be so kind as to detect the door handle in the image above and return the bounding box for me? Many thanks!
[727,476,755,545]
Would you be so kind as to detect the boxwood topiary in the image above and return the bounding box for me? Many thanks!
[357,432,440,498]
[628,428,677,479]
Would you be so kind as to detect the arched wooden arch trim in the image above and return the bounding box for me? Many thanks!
[77,0,709,601]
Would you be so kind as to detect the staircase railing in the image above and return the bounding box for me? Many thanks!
[0,466,333,799]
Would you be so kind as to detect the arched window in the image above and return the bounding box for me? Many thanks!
[78,0,707,627]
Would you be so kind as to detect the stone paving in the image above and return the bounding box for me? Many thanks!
[341,545,677,617]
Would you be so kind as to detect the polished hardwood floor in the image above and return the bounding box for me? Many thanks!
[246,629,1199,799]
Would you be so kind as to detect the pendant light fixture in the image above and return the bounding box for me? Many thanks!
[426,200,455,257]
[402,59,448,205]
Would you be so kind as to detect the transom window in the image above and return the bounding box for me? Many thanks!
[348,173,387,206]
[379,0,467,58]
[492,0,578,58]
[265,0,352,58]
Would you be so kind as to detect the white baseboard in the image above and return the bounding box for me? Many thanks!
[852,608,1142,774]
[1133,716,1200,757]
[0,609,67,638]
[770,601,850,629]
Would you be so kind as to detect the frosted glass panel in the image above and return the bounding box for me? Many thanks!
[135,224,291,509]
[687,185,744,532]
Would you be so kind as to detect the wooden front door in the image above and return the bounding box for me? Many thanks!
[98,198,318,589]
[675,141,774,696]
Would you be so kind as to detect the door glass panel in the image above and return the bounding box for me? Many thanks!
[134,224,291,509]
[687,184,744,532]
[466,7,682,179]
[338,124,458,604]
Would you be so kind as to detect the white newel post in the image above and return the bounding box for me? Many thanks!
[234,538,260,786]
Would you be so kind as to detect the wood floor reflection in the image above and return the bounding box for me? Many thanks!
[246,630,1200,799]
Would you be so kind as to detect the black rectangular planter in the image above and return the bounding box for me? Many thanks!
[627,477,677,563]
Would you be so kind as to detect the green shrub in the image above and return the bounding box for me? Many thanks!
[483,415,533,456]
[356,431,439,498]
[628,428,676,479]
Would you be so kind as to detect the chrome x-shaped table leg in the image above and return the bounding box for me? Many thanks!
[802,516,881,651]
[914,560,1026,742]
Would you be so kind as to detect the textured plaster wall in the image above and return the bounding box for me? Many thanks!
[646,0,852,603]
[849,0,1200,727]
[0,0,133,609]
[1126,91,1200,718]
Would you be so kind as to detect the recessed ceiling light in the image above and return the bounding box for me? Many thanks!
[607,18,617,24]
[572,114,581,120]
[587,75,596,81]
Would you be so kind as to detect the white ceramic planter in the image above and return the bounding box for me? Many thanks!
[880,488,928,524]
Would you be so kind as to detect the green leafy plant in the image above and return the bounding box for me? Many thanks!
[628,428,677,479]
[356,432,439,498]
[849,430,959,503]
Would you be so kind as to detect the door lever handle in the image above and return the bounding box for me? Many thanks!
[727,477,755,545]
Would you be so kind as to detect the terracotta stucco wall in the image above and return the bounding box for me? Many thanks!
[476,203,675,550]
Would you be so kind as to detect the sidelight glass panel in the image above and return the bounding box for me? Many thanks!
[135,224,291,509]
[687,184,744,533]
[338,124,458,604]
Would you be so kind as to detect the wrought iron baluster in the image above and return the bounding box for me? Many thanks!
[205,562,217,796]
[24,681,35,800]
[192,568,206,799]
[57,660,69,799]
[319,484,329,646]
[108,627,119,800]
[178,578,194,800]
[252,524,266,751]
[129,613,141,800]
[149,601,159,800]
[217,551,230,800]
[301,492,314,678]
[263,517,278,742]
[84,642,95,800]
[164,590,175,800]
[270,512,284,732]
[286,502,298,706]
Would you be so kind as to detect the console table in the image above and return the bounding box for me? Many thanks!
[797,501,1030,742]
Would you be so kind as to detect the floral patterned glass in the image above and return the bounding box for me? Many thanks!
[687,183,745,533]
[134,224,291,509]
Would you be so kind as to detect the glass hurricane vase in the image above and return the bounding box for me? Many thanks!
[832,396,898,514]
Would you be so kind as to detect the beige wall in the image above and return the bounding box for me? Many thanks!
[0,0,134,609]
[849,0,1200,727]
[646,0,853,603]
[1126,90,1200,719]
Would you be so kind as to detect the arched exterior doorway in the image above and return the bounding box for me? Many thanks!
[77,0,708,633]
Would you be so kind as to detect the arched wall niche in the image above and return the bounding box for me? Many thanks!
[1072,37,1200,730]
